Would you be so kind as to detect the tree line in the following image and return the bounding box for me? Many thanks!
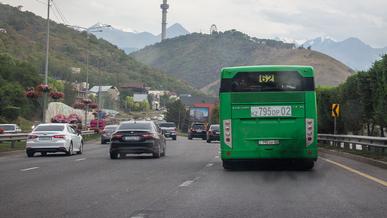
[317,54,387,136]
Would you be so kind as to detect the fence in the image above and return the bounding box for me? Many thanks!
[318,134,387,155]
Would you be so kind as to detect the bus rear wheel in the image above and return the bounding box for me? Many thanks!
[222,160,234,170]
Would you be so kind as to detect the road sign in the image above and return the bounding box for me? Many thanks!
[332,104,340,118]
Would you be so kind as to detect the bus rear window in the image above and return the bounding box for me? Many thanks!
[220,71,314,92]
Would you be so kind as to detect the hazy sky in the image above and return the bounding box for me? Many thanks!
[2,0,387,47]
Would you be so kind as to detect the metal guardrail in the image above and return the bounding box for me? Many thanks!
[318,134,387,154]
[0,131,97,148]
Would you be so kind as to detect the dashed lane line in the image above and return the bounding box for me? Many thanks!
[75,158,86,162]
[321,157,387,187]
[20,167,39,172]
[206,163,214,167]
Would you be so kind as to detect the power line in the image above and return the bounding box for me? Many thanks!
[52,1,69,24]
[33,0,46,5]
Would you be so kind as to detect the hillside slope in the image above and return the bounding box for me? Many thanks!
[133,31,354,95]
[0,3,198,95]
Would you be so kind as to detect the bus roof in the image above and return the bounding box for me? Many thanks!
[220,65,314,78]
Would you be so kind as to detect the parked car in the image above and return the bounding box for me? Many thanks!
[188,123,207,140]
[101,125,118,144]
[0,124,22,134]
[158,122,177,140]
[110,121,166,159]
[26,123,83,157]
[207,124,220,143]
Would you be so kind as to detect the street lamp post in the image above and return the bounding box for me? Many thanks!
[66,24,110,127]
[42,0,52,123]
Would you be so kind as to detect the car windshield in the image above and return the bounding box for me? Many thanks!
[0,125,15,131]
[159,122,176,128]
[34,125,64,131]
[118,123,152,130]
[192,124,205,129]
[104,126,117,131]
[210,125,220,131]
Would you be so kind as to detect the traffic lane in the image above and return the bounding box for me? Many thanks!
[0,137,219,218]
[319,151,387,182]
[144,157,387,218]
[0,139,107,173]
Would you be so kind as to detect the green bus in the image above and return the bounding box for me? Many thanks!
[219,65,317,169]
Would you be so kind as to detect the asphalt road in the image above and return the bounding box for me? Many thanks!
[0,137,386,218]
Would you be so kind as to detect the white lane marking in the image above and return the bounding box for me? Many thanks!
[20,167,39,172]
[179,180,194,187]
[75,158,86,162]
[215,155,219,159]
[206,163,214,167]
[131,213,146,218]
[321,157,387,187]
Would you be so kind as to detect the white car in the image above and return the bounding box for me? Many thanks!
[26,123,83,157]
[0,124,22,134]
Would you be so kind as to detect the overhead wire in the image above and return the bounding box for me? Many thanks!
[52,1,70,25]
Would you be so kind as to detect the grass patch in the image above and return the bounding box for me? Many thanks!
[0,141,26,152]
[319,144,387,162]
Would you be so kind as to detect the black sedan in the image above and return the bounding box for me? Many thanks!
[109,121,166,159]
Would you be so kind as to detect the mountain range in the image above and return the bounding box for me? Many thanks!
[0,3,198,95]
[92,23,190,54]
[132,30,353,96]
[303,37,387,71]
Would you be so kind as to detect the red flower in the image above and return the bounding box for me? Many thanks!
[37,84,51,93]
[25,90,39,98]
[73,102,85,109]
[50,92,64,100]
[89,102,98,109]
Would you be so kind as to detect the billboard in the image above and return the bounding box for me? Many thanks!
[189,107,209,122]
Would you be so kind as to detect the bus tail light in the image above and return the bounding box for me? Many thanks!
[223,119,232,148]
[305,119,314,146]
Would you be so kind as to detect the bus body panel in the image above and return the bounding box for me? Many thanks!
[219,65,318,161]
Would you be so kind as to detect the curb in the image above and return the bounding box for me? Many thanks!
[319,147,387,169]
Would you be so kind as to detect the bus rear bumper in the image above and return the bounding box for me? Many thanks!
[221,148,318,161]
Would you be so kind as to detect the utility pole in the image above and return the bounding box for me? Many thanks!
[160,0,169,41]
[42,0,51,123]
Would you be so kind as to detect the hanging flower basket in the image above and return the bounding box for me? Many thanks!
[37,84,51,93]
[82,98,92,104]
[25,90,39,98]
[50,92,64,100]
[89,102,98,109]
[73,102,85,109]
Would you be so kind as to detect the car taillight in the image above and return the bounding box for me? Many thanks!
[143,133,156,140]
[223,119,232,148]
[53,135,66,139]
[27,135,38,140]
[112,133,123,140]
[305,119,314,146]
[174,128,176,131]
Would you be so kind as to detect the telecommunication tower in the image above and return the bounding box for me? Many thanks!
[160,0,169,41]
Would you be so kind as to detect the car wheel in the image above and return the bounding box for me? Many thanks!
[101,139,106,144]
[66,142,73,156]
[188,135,192,140]
[77,141,83,154]
[110,152,118,159]
[153,144,161,158]
[207,139,211,143]
[41,152,47,156]
[26,151,34,157]
[172,136,177,140]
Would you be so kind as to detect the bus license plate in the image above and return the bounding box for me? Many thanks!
[251,106,292,117]
[259,140,279,145]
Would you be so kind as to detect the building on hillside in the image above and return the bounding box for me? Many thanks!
[89,86,120,110]
[120,82,147,94]
[133,93,148,102]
